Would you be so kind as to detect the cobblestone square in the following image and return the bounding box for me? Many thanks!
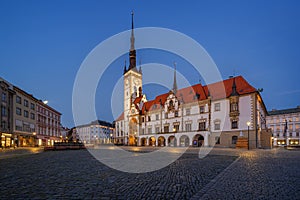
[0,147,299,199]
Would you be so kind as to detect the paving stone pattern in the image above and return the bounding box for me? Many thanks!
[192,148,300,200]
[0,148,299,199]
[0,149,236,199]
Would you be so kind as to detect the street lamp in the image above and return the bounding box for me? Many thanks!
[173,127,176,147]
[247,121,251,150]
[33,132,36,147]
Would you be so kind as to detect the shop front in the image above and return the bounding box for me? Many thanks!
[1,133,13,148]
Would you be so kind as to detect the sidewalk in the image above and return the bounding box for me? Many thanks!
[0,147,44,159]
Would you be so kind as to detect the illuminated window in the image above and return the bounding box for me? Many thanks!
[174,124,180,132]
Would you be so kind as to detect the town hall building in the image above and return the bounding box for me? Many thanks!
[114,13,272,149]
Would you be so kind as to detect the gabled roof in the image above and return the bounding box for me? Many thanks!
[203,76,256,100]
[115,76,258,120]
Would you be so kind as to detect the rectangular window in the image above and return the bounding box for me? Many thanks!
[155,126,160,133]
[174,124,179,132]
[30,103,35,110]
[148,116,151,122]
[200,106,205,114]
[156,114,159,120]
[230,102,239,112]
[141,128,145,135]
[231,120,238,129]
[186,108,191,116]
[175,111,179,117]
[185,123,192,131]
[24,99,29,107]
[24,110,29,118]
[214,103,220,111]
[198,122,206,131]
[164,125,169,133]
[142,117,145,122]
[148,127,152,134]
[1,106,7,116]
[165,113,168,119]
[2,93,6,102]
[214,121,221,130]
[30,113,35,120]
[16,96,21,104]
[16,107,22,115]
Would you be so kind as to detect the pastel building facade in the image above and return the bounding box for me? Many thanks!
[267,107,300,146]
[77,120,114,145]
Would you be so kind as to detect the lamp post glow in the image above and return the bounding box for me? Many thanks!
[247,121,251,150]
[173,127,176,147]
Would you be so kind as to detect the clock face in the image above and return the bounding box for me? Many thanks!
[125,79,129,86]
[131,109,135,114]
[134,79,139,85]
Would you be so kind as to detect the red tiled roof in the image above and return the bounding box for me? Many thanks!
[133,96,143,104]
[141,76,257,113]
[116,76,257,118]
[204,76,256,99]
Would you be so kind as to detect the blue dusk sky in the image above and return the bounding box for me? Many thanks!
[0,0,299,128]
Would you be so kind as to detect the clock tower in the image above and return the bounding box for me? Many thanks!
[123,12,143,145]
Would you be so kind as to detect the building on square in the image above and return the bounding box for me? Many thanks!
[36,100,62,146]
[77,120,114,145]
[114,14,272,149]
[267,106,300,146]
[0,78,14,148]
[0,77,62,147]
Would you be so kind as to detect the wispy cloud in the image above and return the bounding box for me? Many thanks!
[277,89,300,95]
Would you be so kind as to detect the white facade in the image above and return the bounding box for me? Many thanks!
[114,15,270,148]
[115,75,269,148]
[267,107,300,146]
[77,120,114,144]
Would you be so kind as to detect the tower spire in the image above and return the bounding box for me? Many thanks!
[173,62,178,94]
[128,11,136,71]
[230,77,239,96]
[130,11,135,51]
